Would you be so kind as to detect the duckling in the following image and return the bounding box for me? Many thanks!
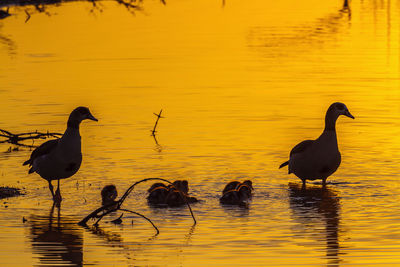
[220,180,253,205]
[147,180,198,207]
[165,181,198,207]
[101,184,118,207]
[279,102,354,187]
[222,181,241,194]
[23,107,98,203]
[147,183,169,205]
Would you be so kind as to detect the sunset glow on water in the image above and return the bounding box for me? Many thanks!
[0,0,400,266]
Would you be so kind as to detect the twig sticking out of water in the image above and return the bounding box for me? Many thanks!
[151,110,164,147]
[340,0,351,18]
[115,0,140,10]
[24,9,31,22]
[0,128,62,148]
[78,177,197,232]
[151,109,164,137]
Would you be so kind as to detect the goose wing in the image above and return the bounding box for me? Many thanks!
[289,140,314,157]
[280,140,314,169]
[23,138,59,166]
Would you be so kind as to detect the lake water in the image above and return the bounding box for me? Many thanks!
[1,0,400,266]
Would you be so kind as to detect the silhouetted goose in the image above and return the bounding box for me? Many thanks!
[279,102,354,186]
[23,107,98,203]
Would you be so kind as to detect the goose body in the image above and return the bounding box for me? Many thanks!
[23,107,97,202]
[280,102,354,186]
[29,128,82,180]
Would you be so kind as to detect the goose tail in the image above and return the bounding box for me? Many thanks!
[279,161,289,169]
[23,159,31,166]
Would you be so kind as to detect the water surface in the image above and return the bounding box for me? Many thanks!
[1,0,400,266]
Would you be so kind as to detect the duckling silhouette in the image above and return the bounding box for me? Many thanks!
[101,184,118,207]
[147,183,170,205]
[280,102,354,187]
[220,180,253,205]
[147,180,198,207]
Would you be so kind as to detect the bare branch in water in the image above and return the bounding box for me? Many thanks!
[120,209,159,234]
[151,109,164,137]
[0,128,62,148]
[24,9,31,22]
[78,177,197,232]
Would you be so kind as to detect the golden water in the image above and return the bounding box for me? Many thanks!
[1,0,400,266]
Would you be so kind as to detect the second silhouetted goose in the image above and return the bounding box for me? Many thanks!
[279,102,354,187]
[23,107,98,203]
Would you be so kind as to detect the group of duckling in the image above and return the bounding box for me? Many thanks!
[100,180,253,207]
[22,102,354,206]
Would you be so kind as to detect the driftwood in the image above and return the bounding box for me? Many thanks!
[78,178,197,234]
[0,128,62,148]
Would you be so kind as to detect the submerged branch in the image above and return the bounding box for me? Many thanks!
[120,209,159,234]
[78,177,197,232]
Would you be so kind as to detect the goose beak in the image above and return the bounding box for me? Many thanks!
[345,110,355,119]
[87,113,98,122]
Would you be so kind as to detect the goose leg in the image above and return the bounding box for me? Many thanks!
[54,179,62,204]
[301,179,306,189]
[322,178,327,187]
[48,180,55,198]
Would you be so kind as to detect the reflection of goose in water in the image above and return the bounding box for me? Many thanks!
[288,183,341,267]
[29,204,83,267]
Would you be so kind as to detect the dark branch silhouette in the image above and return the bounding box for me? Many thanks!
[0,128,62,148]
[151,109,164,137]
[78,177,197,233]
[150,109,164,148]
[0,0,144,21]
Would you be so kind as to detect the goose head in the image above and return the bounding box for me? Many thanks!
[242,180,254,190]
[71,106,98,122]
[331,102,354,119]
[68,107,98,128]
[325,102,354,131]
[171,180,189,194]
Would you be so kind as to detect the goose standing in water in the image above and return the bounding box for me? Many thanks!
[279,102,354,187]
[23,107,98,203]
